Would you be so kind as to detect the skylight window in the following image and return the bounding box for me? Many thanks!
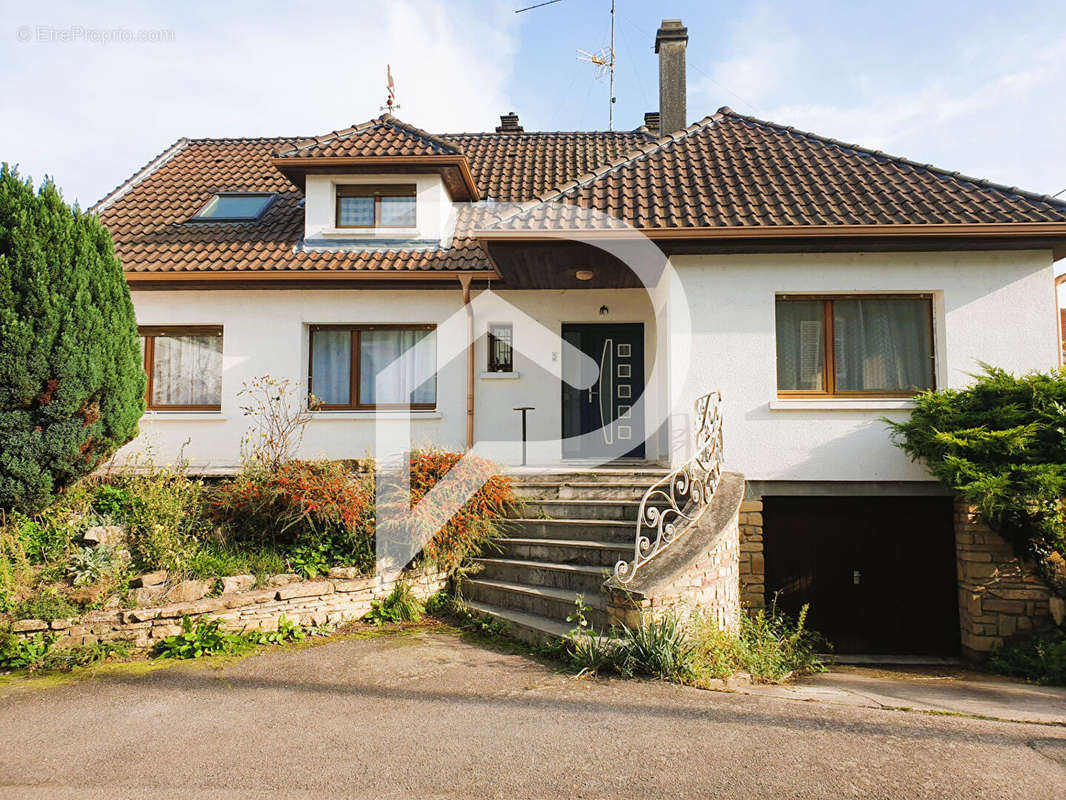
[193,192,275,221]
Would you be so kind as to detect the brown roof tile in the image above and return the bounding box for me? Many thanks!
[98,109,1066,277]
[509,108,1066,229]
[276,115,461,159]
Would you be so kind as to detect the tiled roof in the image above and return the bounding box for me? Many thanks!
[506,108,1066,229]
[98,137,490,275]
[276,115,461,159]
[440,130,653,200]
[98,109,1066,277]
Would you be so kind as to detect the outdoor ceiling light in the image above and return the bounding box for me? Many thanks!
[575,269,594,281]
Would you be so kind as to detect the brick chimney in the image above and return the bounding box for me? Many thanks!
[643,111,661,138]
[655,19,688,135]
[495,112,523,133]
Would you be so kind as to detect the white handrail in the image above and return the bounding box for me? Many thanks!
[612,392,724,584]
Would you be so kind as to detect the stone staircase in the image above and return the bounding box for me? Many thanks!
[463,468,666,643]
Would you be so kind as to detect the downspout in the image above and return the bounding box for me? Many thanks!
[459,274,475,449]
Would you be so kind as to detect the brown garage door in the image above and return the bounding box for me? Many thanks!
[763,496,959,656]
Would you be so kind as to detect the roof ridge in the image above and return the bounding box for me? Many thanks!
[275,118,385,157]
[92,137,190,213]
[716,106,1066,209]
[276,115,461,158]
[380,115,462,155]
[441,130,653,138]
[526,114,724,207]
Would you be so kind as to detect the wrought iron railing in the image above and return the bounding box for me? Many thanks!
[613,392,724,584]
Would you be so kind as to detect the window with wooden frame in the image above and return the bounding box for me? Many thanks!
[139,326,223,410]
[308,325,436,410]
[487,323,513,373]
[335,184,417,229]
[775,295,935,397]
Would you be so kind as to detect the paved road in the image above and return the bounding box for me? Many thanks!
[0,630,1063,799]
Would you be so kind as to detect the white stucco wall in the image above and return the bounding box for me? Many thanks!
[668,250,1059,482]
[120,287,659,470]
[121,248,1058,480]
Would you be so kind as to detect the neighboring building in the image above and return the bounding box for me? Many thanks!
[96,20,1066,655]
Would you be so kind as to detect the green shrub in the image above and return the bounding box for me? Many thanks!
[559,601,825,685]
[91,484,134,519]
[154,616,253,660]
[886,367,1066,590]
[0,628,130,673]
[988,630,1066,685]
[0,630,57,670]
[154,614,328,660]
[211,460,376,576]
[0,165,146,514]
[11,587,78,621]
[104,465,209,572]
[364,581,424,625]
[66,545,127,587]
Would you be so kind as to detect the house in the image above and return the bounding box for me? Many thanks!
[96,19,1066,656]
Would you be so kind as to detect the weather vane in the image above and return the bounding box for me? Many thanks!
[381,64,400,113]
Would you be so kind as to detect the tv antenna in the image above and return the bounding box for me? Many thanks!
[380,64,400,113]
[516,0,617,130]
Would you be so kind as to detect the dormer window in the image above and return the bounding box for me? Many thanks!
[193,192,274,221]
[336,184,416,229]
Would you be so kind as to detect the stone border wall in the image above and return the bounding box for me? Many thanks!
[954,499,1060,661]
[11,568,448,650]
[738,498,765,610]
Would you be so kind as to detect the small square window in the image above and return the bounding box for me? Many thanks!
[193,193,274,221]
[617,384,631,399]
[618,404,631,419]
[336,184,416,229]
[617,343,631,357]
[488,323,513,373]
[617,363,631,378]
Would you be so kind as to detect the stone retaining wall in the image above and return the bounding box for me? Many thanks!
[605,472,744,632]
[954,499,1060,661]
[11,568,449,650]
[738,498,765,610]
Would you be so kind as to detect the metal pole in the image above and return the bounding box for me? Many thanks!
[514,406,534,465]
[608,0,615,131]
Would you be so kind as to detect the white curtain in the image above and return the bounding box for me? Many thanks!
[361,329,436,406]
[151,335,223,406]
[311,330,352,405]
[776,300,825,391]
[833,299,932,392]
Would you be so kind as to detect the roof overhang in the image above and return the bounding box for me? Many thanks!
[480,222,1066,260]
[124,268,499,291]
[271,155,480,201]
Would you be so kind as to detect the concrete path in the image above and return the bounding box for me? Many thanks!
[743,665,1066,725]
[0,630,1063,799]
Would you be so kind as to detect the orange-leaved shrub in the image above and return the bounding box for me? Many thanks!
[211,450,516,577]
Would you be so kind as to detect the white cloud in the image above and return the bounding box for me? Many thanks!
[0,0,519,205]
[692,11,1066,196]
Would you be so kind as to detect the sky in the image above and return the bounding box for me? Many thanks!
[1,0,1065,211]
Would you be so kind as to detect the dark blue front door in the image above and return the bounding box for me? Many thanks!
[561,323,645,459]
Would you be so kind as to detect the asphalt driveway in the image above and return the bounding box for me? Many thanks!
[0,629,1063,799]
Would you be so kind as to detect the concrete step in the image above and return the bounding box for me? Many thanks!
[501,518,636,544]
[463,578,609,628]
[519,498,649,521]
[498,537,630,568]
[474,557,608,594]
[513,481,659,501]
[463,600,574,645]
